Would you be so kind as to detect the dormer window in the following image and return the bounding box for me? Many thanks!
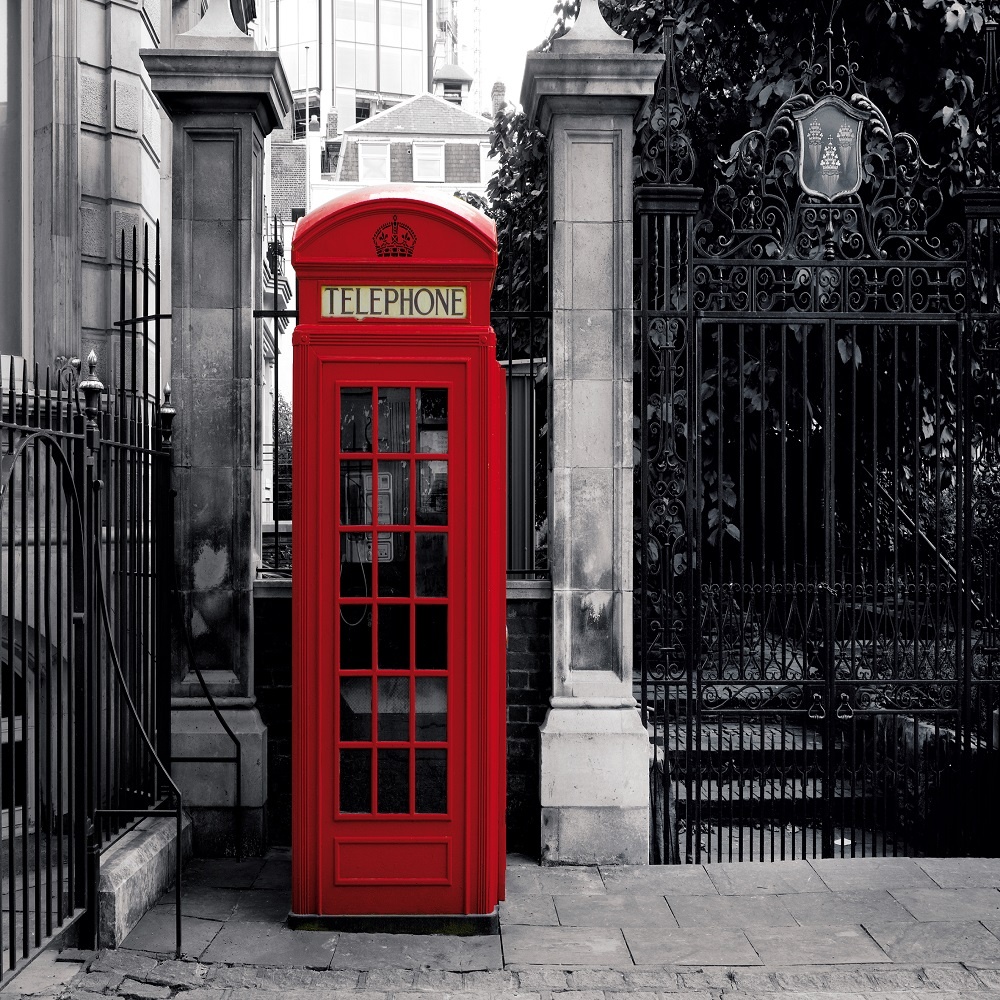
[412,142,444,183]
[358,142,390,183]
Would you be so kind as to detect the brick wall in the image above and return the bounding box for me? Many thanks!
[252,591,551,855]
[254,594,293,845]
[445,144,482,185]
[339,142,359,182]
[506,594,551,857]
[271,143,306,221]
[390,142,412,182]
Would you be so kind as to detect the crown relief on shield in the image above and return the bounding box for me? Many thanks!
[373,215,418,258]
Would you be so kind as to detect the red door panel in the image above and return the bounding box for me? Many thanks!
[319,364,467,914]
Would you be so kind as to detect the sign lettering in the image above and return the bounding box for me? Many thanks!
[322,285,467,320]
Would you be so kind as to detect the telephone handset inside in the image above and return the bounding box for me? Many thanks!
[342,468,394,562]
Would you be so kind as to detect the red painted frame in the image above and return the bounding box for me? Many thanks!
[291,188,506,917]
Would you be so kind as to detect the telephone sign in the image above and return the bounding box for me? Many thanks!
[290,188,506,927]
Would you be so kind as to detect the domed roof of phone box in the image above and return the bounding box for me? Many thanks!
[291,186,497,272]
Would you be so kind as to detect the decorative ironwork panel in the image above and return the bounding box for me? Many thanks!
[637,22,1000,864]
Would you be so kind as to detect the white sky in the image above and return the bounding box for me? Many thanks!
[464,0,559,110]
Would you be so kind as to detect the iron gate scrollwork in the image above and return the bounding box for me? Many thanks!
[636,21,1000,863]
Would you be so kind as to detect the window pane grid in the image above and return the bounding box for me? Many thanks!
[336,383,451,816]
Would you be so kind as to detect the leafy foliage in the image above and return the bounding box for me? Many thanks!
[543,0,999,193]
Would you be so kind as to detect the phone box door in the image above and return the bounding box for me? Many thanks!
[291,189,506,922]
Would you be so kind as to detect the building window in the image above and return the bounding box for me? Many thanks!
[356,99,372,123]
[0,0,28,356]
[321,141,342,176]
[292,91,321,140]
[358,142,390,183]
[412,142,444,183]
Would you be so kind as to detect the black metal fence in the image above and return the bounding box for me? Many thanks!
[0,224,180,982]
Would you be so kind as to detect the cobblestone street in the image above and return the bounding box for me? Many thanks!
[7,854,1000,999]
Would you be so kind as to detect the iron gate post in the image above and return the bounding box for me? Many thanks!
[79,354,104,948]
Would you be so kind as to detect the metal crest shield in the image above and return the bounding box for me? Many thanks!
[792,96,870,201]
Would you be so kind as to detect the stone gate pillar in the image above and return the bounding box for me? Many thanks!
[522,0,661,863]
[141,2,290,854]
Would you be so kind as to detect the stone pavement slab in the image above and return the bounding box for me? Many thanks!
[499,895,559,925]
[200,919,337,968]
[667,893,796,928]
[252,855,293,890]
[229,886,292,922]
[623,925,762,965]
[121,907,223,958]
[888,887,1000,922]
[181,857,267,889]
[151,883,242,921]
[554,893,677,927]
[502,925,633,966]
[745,925,889,965]
[706,861,828,896]
[778,890,914,927]
[918,858,1000,889]
[506,866,606,897]
[864,920,1000,963]
[809,859,937,892]
[330,932,502,972]
[599,865,719,896]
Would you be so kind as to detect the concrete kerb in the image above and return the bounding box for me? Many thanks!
[98,813,194,948]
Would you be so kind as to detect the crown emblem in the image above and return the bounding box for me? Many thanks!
[373,215,417,258]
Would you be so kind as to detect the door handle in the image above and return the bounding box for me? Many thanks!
[808,693,826,720]
[836,692,855,720]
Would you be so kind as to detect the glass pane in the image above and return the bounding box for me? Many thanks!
[336,0,355,39]
[415,606,447,669]
[340,533,373,596]
[335,41,355,87]
[401,48,423,96]
[341,461,372,525]
[378,461,410,525]
[415,750,447,813]
[340,606,372,668]
[380,46,402,93]
[417,388,448,453]
[340,677,371,740]
[416,534,447,596]
[380,0,402,46]
[417,461,448,525]
[378,532,409,596]
[341,387,372,452]
[378,749,409,813]
[357,42,377,90]
[356,0,375,43]
[340,749,371,813]
[377,677,410,740]
[378,605,409,668]
[378,387,411,452]
[416,678,447,741]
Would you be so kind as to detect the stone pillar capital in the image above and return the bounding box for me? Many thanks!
[520,5,661,133]
[141,49,291,137]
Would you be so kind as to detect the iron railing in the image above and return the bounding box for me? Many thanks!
[0,220,183,981]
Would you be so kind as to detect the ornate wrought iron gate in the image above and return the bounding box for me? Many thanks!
[636,27,1000,863]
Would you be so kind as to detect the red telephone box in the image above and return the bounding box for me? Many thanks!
[290,188,506,927]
